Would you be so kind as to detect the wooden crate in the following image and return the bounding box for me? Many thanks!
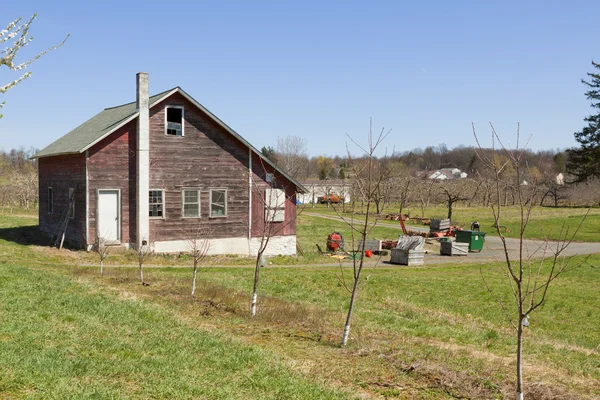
[390,249,424,265]
[440,241,469,256]
[358,239,382,252]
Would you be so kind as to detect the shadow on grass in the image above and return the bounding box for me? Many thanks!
[0,223,79,250]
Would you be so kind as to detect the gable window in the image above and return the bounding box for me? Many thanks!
[210,189,227,217]
[165,106,184,136]
[182,189,200,218]
[149,190,164,218]
[69,188,75,219]
[265,188,285,222]
[48,187,53,214]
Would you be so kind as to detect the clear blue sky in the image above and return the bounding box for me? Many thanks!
[1,0,599,157]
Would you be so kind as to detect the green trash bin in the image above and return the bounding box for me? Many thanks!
[455,230,486,252]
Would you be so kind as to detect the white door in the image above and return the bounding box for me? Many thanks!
[98,190,120,242]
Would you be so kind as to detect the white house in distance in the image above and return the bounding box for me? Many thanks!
[297,179,350,204]
[423,168,468,181]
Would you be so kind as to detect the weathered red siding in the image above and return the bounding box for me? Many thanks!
[38,154,86,245]
[147,93,251,242]
[250,152,297,238]
[87,122,137,244]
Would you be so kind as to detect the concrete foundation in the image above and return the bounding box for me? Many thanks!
[151,235,296,256]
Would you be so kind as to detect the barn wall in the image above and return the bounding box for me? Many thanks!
[87,122,137,244]
[54,90,298,253]
[38,154,86,246]
[146,92,257,242]
[250,152,297,238]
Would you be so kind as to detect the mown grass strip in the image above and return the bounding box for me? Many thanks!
[0,264,348,399]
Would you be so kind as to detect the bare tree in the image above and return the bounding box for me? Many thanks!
[440,181,470,222]
[92,236,110,276]
[334,119,391,346]
[276,135,309,180]
[1,15,68,117]
[136,238,152,286]
[473,123,589,400]
[250,168,302,316]
[185,225,211,296]
[416,179,436,218]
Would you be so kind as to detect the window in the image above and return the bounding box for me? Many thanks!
[165,106,184,136]
[48,187,53,214]
[182,189,200,218]
[69,188,75,219]
[210,189,227,217]
[265,188,285,222]
[149,190,164,218]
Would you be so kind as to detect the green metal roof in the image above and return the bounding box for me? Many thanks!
[32,89,173,159]
[32,87,307,193]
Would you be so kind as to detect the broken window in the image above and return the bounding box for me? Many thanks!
[265,188,285,222]
[165,106,184,136]
[48,187,53,214]
[210,189,227,217]
[182,189,200,218]
[149,190,164,217]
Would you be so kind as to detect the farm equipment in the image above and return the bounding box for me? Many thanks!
[326,231,344,252]
[317,193,342,204]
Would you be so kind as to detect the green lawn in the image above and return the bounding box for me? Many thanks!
[1,212,599,399]
[0,265,346,399]
[306,203,600,242]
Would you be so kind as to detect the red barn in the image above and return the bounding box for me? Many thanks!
[32,73,305,255]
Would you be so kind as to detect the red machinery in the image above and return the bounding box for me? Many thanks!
[326,232,344,252]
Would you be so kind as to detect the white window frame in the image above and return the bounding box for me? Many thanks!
[68,187,75,219]
[48,187,53,214]
[149,189,165,219]
[209,188,227,218]
[181,188,201,218]
[265,188,285,223]
[164,105,184,137]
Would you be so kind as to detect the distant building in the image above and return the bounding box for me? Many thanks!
[298,179,350,204]
[417,168,468,181]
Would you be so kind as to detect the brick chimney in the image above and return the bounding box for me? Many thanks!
[136,72,150,247]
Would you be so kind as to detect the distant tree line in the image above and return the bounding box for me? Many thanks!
[261,135,600,210]
[0,147,38,211]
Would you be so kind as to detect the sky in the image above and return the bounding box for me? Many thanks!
[1,0,599,158]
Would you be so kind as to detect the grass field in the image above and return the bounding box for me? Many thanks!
[305,203,600,242]
[1,211,599,399]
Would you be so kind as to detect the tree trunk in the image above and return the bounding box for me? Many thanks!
[191,263,197,296]
[251,255,261,316]
[516,316,524,400]
[447,200,453,221]
[139,263,144,285]
[100,259,103,276]
[341,276,360,346]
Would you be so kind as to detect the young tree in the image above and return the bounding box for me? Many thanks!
[92,236,110,276]
[249,161,303,316]
[136,238,152,286]
[185,225,211,296]
[416,179,436,218]
[335,119,391,346]
[566,61,600,182]
[474,123,588,400]
[1,15,68,117]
